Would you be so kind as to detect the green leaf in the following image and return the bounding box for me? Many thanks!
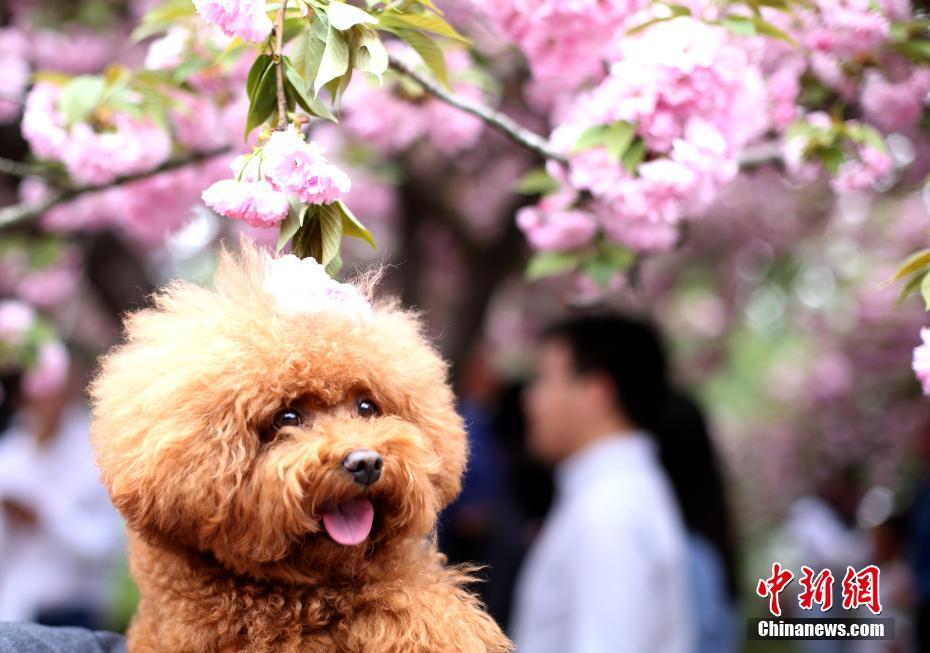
[246,54,273,99]
[605,121,636,162]
[327,1,378,30]
[353,27,389,78]
[921,271,930,310]
[890,248,930,284]
[171,58,211,84]
[413,0,445,14]
[277,201,308,253]
[575,125,608,152]
[293,205,323,260]
[583,257,616,289]
[318,202,345,264]
[894,38,930,62]
[378,11,471,44]
[292,30,326,89]
[601,243,635,269]
[526,251,581,281]
[626,15,678,35]
[391,28,449,88]
[314,24,350,96]
[58,76,106,126]
[818,144,844,175]
[245,63,277,139]
[325,251,343,276]
[751,16,797,45]
[284,59,338,121]
[131,0,195,41]
[337,200,376,248]
[515,168,561,195]
[583,244,635,289]
[324,66,354,106]
[721,15,757,36]
[845,123,886,151]
[621,138,647,172]
[897,270,927,306]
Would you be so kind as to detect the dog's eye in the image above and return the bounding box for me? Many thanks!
[357,398,380,418]
[272,408,303,430]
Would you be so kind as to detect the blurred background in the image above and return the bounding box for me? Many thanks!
[2,1,930,652]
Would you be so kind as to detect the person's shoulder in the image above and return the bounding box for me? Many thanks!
[0,623,126,653]
[570,463,683,538]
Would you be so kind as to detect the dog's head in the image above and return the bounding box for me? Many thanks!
[90,244,467,580]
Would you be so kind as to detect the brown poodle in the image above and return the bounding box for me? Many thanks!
[90,244,512,653]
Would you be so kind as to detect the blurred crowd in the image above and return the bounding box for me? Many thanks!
[1,311,929,653]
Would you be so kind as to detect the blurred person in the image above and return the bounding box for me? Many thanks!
[864,513,913,653]
[654,391,740,653]
[910,422,930,653]
[779,466,869,653]
[0,368,123,627]
[511,313,694,653]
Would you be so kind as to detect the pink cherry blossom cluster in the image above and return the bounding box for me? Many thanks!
[21,157,232,245]
[201,128,350,227]
[15,16,257,245]
[22,82,173,187]
[342,47,485,156]
[0,299,69,400]
[0,241,80,310]
[192,0,273,43]
[0,29,29,124]
[519,18,768,254]
[263,254,372,321]
[781,113,894,193]
[467,0,649,96]
[758,0,929,136]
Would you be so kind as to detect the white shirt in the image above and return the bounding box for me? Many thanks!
[511,433,694,653]
[0,405,124,622]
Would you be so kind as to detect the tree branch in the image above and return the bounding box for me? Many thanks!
[0,147,231,229]
[0,157,51,179]
[389,53,784,174]
[387,53,569,165]
[274,0,289,131]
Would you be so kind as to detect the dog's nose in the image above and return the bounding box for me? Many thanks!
[343,449,383,486]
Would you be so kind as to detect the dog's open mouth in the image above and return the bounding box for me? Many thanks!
[321,496,374,546]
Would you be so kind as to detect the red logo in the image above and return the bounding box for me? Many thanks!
[757,563,882,616]
[756,562,794,617]
[841,565,882,615]
[798,566,834,611]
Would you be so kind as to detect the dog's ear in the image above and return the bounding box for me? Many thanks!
[91,408,248,548]
[396,366,468,509]
[423,405,468,508]
[89,282,247,547]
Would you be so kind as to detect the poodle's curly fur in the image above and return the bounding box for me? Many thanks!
[89,244,512,653]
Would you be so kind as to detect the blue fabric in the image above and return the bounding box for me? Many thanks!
[0,623,126,653]
[687,533,737,653]
[446,400,504,513]
[910,478,930,603]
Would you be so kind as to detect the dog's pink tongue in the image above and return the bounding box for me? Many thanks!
[322,497,374,546]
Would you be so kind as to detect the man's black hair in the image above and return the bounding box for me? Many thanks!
[541,312,670,431]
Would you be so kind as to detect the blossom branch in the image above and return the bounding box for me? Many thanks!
[0,147,231,229]
[389,53,783,173]
[274,0,288,131]
[387,53,569,165]
[0,157,54,179]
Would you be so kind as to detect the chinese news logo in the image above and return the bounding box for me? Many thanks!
[756,562,883,617]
